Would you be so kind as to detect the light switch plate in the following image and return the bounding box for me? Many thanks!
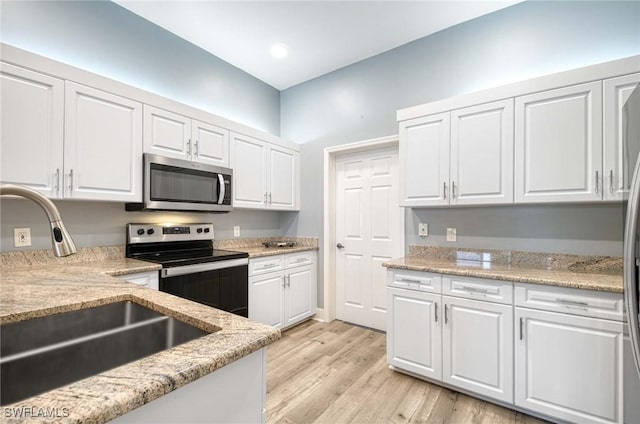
[446,227,457,242]
[233,226,240,237]
[418,223,428,237]
[14,227,31,247]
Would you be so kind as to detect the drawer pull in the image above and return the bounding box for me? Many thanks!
[292,258,307,263]
[435,302,438,322]
[555,298,589,307]
[461,286,489,294]
[399,278,421,284]
[519,317,523,340]
[260,263,279,270]
[444,304,449,324]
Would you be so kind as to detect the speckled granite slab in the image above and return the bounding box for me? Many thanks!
[215,236,319,257]
[0,248,280,423]
[384,245,623,293]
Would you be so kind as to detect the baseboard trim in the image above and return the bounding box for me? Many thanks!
[313,308,326,322]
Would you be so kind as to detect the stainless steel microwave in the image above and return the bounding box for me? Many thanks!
[126,153,233,213]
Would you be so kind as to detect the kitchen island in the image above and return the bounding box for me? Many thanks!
[0,247,280,423]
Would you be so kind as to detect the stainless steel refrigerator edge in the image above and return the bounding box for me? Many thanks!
[623,83,640,422]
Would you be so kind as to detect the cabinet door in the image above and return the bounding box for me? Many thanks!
[230,133,267,209]
[284,265,314,327]
[399,113,450,206]
[0,63,64,198]
[604,73,640,201]
[143,105,191,160]
[387,287,441,380]
[515,82,603,203]
[192,120,229,167]
[64,82,142,201]
[268,145,298,210]
[450,99,514,205]
[442,296,513,403]
[515,308,623,424]
[249,272,284,329]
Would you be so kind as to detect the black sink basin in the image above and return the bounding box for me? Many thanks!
[0,301,208,405]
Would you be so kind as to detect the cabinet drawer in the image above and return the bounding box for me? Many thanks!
[388,270,441,293]
[249,255,284,276]
[285,251,314,268]
[443,275,512,305]
[514,283,624,321]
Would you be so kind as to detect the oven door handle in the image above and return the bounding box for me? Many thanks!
[217,174,225,205]
[161,258,248,277]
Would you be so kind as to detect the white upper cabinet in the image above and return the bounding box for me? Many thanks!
[143,105,191,160]
[192,119,229,167]
[399,113,450,206]
[230,132,299,210]
[64,82,142,201]
[450,99,514,205]
[603,73,640,201]
[515,82,603,203]
[143,105,230,167]
[231,132,269,208]
[0,63,64,198]
[268,144,298,210]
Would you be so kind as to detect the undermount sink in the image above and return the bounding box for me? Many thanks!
[0,301,208,406]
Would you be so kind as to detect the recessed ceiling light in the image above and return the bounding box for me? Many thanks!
[270,43,288,59]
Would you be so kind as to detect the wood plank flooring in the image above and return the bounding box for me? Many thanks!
[266,319,549,424]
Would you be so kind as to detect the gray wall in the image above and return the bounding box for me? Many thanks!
[280,1,640,306]
[0,0,285,251]
[0,0,280,134]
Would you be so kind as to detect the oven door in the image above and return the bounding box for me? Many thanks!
[159,259,248,317]
[141,153,232,212]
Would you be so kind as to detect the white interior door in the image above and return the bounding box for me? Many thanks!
[335,147,403,331]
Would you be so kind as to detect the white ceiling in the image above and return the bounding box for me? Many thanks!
[113,1,521,90]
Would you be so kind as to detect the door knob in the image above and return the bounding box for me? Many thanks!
[336,243,345,249]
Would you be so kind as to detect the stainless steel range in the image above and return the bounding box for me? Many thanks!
[126,223,249,317]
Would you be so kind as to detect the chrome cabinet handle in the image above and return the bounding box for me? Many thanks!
[443,182,447,199]
[268,193,272,204]
[444,304,449,324]
[194,140,199,158]
[595,170,599,193]
[260,263,278,270]
[336,243,345,249]
[187,139,192,156]
[452,181,457,198]
[435,302,438,323]
[461,285,489,294]
[519,317,523,340]
[55,169,60,195]
[68,169,74,192]
[282,275,286,288]
[264,192,268,204]
[609,169,614,193]
[555,298,589,307]
[399,278,421,284]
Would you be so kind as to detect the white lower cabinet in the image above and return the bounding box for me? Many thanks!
[515,307,623,424]
[387,287,442,380]
[442,296,513,403]
[249,252,316,330]
[387,269,626,424]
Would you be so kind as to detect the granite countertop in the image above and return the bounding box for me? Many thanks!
[383,246,623,293]
[0,249,280,423]
[214,236,319,258]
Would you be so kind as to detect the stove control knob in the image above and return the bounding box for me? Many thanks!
[136,229,145,236]
[147,228,155,235]
[197,228,203,234]
[204,228,210,233]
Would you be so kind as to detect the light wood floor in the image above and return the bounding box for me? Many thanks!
[266,319,550,424]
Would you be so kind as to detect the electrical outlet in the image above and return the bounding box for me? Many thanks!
[446,227,457,242]
[233,226,240,237]
[14,228,31,247]
[418,223,428,237]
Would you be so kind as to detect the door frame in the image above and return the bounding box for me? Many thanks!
[322,135,404,323]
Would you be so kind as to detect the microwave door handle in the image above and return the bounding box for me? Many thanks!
[217,174,225,204]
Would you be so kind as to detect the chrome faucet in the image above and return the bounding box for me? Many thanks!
[0,184,77,257]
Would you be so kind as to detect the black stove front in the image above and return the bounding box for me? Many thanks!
[126,224,249,318]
